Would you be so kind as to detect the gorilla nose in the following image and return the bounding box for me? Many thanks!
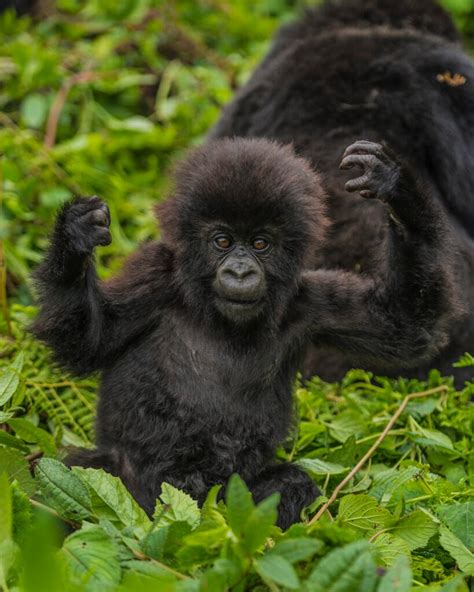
[216,258,265,301]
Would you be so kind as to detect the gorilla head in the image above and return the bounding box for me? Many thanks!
[157,138,328,324]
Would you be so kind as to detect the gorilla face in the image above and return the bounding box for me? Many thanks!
[210,228,270,323]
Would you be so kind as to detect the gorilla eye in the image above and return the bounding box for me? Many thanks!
[252,238,270,252]
[213,235,233,250]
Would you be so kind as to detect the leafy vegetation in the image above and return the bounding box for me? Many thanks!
[0,0,473,590]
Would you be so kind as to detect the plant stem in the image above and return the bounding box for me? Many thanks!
[307,385,449,525]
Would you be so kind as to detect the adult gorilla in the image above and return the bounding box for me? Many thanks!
[211,0,474,385]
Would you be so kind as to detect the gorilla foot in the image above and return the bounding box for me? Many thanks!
[249,463,319,530]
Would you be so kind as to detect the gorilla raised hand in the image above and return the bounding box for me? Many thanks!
[33,138,454,529]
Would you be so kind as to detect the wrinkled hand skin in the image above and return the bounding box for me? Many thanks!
[340,140,401,201]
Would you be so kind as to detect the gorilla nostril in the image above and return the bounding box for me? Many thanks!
[229,268,256,281]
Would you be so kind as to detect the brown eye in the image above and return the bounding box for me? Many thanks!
[214,235,232,250]
[252,238,270,252]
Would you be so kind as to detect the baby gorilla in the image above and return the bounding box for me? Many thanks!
[33,138,454,528]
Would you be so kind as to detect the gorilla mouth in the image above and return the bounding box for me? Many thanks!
[218,297,261,310]
[216,296,264,321]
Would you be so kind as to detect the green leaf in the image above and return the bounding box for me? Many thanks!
[377,555,412,592]
[36,458,92,521]
[338,494,391,532]
[306,540,378,592]
[0,473,16,592]
[241,494,279,553]
[0,473,12,541]
[0,351,24,406]
[439,525,474,576]
[20,93,48,128]
[369,467,420,503]
[438,502,474,548]
[0,430,30,453]
[226,474,255,537]
[297,458,349,475]
[39,187,73,209]
[8,418,57,456]
[269,537,323,562]
[372,533,411,567]
[390,509,437,550]
[328,411,367,443]
[0,445,35,495]
[453,352,474,367]
[73,467,151,533]
[61,524,121,591]
[154,482,200,529]
[255,554,300,590]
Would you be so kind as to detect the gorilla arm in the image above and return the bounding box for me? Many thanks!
[32,197,172,375]
[299,141,460,369]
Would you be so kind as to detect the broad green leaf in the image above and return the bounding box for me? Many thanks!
[328,411,367,443]
[20,93,48,128]
[372,533,411,567]
[370,467,420,503]
[255,554,300,590]
[377,555,412,592]
[8,418,57,456]
[390,509,437,550]
[269,537,323,562]
[61,524,121,591]
[0,351,24,406]
[73,467,151,533]
[36,458,92,521]
[155,482,200,529]
[226,474,255,537]
[438,502,474,548]
[297,458,348,475]
[439,525,474,576]
[338,494,391,532]
[0,430,29,453]
[0,445,35,495]
[241,494,279,553]
[305,540,378,592]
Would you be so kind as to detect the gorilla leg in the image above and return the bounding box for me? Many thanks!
[249,463,319,530]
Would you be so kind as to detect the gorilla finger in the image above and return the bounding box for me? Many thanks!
[80,209,109,228]
[98,202,111,226]
[94,228,112,246]
[345,174,372,192]
[340,154,378,170]
[360,189,377,198]
[342,140,384,159]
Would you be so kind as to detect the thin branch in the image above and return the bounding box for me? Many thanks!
[308,385,449,525]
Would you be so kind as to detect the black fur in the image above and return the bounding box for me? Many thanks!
[211,0,474,385]
[32,0,469,528]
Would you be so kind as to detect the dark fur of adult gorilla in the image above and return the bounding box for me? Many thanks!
[32,0,467,529]
[211,0,474,385]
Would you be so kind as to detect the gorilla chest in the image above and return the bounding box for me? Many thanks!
[155,317,290,414]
